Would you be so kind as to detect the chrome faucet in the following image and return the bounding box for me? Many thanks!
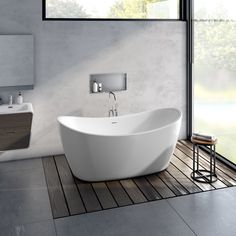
[108,91,118,117]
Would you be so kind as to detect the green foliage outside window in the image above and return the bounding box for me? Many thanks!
[46,0,174,19]
[194,2,236,163]
[195,21,236,72]
[46,0,89,18]
[108,0,164,18]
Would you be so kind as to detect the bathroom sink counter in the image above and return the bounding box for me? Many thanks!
[0,103,33,114]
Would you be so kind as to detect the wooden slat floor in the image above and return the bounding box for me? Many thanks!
[42,140,236,219]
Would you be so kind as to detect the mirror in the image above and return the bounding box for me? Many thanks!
[0,35,34,89]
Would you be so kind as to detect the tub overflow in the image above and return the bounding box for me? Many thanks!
[112,121,118,124]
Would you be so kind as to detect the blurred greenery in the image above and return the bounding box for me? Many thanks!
[46,0,89,18]
[46,0,178,19]
[195,21,236,71]
[46,0,170,18]
[194,4,236,164]
[108,0,164,18]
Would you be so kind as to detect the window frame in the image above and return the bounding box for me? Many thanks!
[42,0,185,21]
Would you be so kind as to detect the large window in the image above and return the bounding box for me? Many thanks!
[44,0,180,20]
[193,0,236,165]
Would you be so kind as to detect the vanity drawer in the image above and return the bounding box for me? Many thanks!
[0,128,31,150]
[0,127,30,136]
[0,113,32,128]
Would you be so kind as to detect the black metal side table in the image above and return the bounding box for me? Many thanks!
[191,137,218,183]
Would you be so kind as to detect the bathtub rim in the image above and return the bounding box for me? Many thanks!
[57,107,182,138]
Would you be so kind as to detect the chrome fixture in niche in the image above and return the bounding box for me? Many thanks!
[90,73,127,93]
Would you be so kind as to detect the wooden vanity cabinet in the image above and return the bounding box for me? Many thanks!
[0,113,33,150]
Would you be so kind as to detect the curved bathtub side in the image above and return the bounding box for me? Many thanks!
[58,122,91,179]
[58,108,181,137]
[58,113,182,182]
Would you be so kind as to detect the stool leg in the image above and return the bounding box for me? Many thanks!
[210,145,213,182]
[197,145,199,172]
[193,144,195,178]
[213,144,216,175]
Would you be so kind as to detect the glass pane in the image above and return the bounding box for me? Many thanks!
[193,0,236,164]
[46,0,179,19]
[194,0,236,20]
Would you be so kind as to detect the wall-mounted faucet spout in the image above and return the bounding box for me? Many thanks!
[109,91,116,101]
[108,91,118,117]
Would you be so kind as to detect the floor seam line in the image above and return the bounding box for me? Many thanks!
[53,219,59,236]
[166,200,198,236]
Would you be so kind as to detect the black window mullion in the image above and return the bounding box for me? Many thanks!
[186,0,193,139]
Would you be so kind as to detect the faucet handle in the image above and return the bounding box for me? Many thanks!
[114,103,118,116]
[109,106,114,117]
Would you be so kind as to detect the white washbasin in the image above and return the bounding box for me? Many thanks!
[0,103,33,114]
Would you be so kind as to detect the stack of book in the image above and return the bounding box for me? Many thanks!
[192,133,217,142]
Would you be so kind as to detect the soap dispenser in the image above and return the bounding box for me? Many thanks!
[16,91,23,104]
[92,81,98,93]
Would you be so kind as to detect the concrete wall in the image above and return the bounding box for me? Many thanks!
[0,0,186,162]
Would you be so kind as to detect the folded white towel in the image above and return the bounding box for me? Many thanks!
[192,133,216,141]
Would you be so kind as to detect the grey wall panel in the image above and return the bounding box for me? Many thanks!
[0,0,186,161]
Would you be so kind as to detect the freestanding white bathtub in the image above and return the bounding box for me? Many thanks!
[58,108,182,182]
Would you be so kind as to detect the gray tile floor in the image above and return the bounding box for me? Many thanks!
[0,158,54,236]
[0,157,235,236]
